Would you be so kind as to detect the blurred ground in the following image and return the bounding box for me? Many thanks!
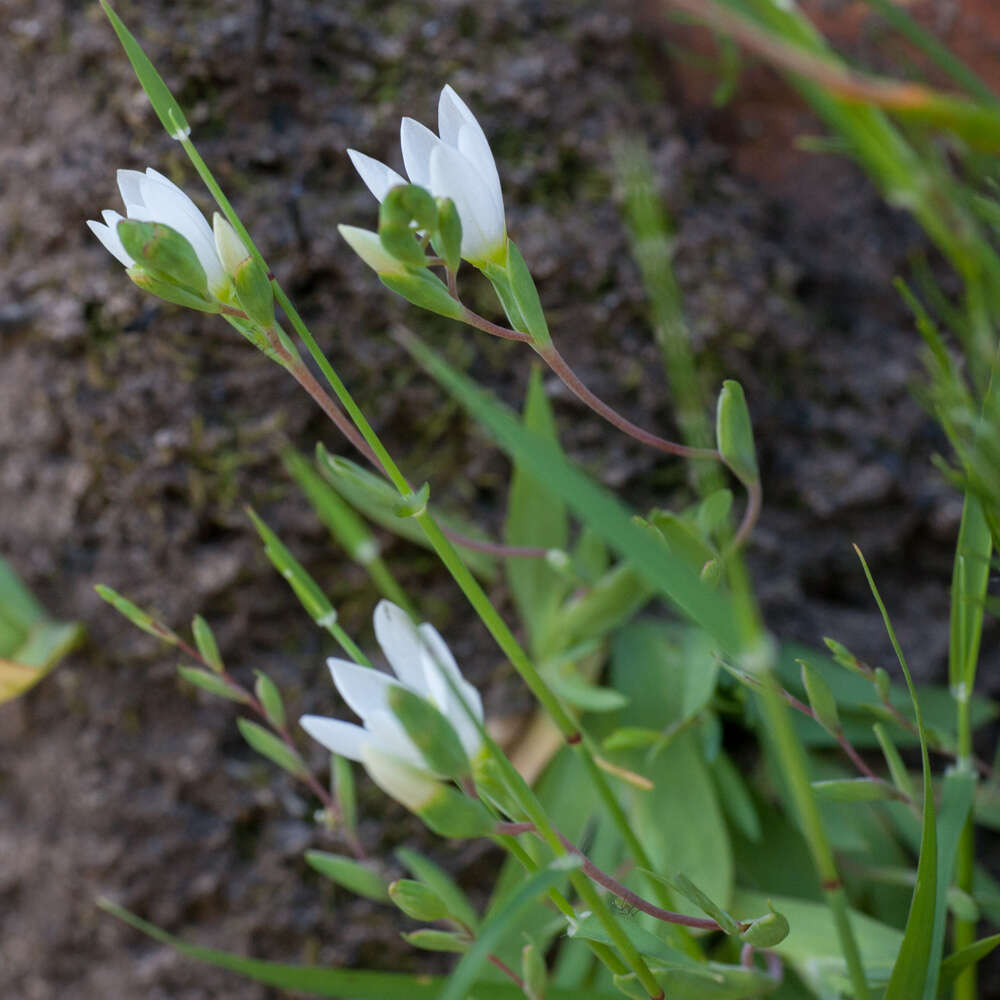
[2,0,999,997]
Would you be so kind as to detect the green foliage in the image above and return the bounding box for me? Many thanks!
[306,851,389,902]
[177,666,250,705]
[236,718,307,778]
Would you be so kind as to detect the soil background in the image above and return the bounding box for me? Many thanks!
[3,1,1000,997]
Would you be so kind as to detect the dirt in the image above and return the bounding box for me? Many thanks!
[1,1,998,997]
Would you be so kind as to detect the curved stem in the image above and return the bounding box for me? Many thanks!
[728,478,763,555]
[497,822,743,932]
[538,344,720,461]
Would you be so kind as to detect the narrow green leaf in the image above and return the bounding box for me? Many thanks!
[670,872,740,935]
[177,666,251,704]
[99,2,191,139]
[306,850,389,902]
[938,933,1000,996]
[192,615,223,672]
[873,723,916,801]
[547,673,628,713]
[396,847,480,934]
[254,671,285,730]
[236,718,307,778]
[949,494,991,690]
[855,546,939,1000]
[503,240,551,347]
[800,660,841,733]
[0,556,46,627]
[398,331,740,651]
[811,778,898,802]
[388,880,450,922]
[716,380,758,485]
[379,271,465,320]
[95,584,178,644]
[602,727,661,751]
[401,929,468,953]
[100,897,618,998]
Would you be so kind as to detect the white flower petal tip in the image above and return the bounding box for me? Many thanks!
[92,166,230,299]
[337,225,408,277]
[348,86,507,266]
[304,601,484,785]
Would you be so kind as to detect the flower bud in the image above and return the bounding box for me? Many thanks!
[212,214,274,326]
[739,901,790,948]
[338,225,410,276]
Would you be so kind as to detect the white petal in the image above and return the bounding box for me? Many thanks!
[337,225,408,276]
[417,623,484,758]
[299,715,368,761]
[347,149,407,203]
[365,709,429,770]
[116,169,147,212]
[212,212,248,276]
[399,118,439,190]
[131,171,226,294]
[438,86,504,223]
[373,600,432,695]
[328,657,405,722]
[87,213,133,268]
[428,143,503,263]
[361,745,439,811]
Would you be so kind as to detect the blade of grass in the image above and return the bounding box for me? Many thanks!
[854,545,941,1000]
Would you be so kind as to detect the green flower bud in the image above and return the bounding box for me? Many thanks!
[401,929,469,953]
[739,900,789,948]
[118,219,209,296]
[379,221,428,269]
[389,879,451,922]
[381,183,438,232]
[213,214,274,326]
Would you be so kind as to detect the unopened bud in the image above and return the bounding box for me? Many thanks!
[118,219,208,296]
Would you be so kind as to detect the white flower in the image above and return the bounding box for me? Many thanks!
[87,168,229,297]
[348,85,507,266]
[300,600,484,776]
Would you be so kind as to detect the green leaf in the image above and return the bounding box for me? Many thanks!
[398,331,741,651]
[569,912,705,971]
[715,380,758,485]
[401,929,468,953]
[669,872,740,935]
[315,447,495,580]
[855,546,940,1000]
[873,723,916,801]
[949,494,991,691]
[380,271,465,320]
[938,933,1000,996]
[739,900,790,948]
[177,666,251,704]
[810,778,899,802]
[505,365,570,657]
[396,847,480,933]
[236,718,307,778]
[799,660,841,733]
[100,898,617,998]
[601,727,661,751]
[502,241,551,347]
[95,584,178,643]
[547,673,628,712]
[99,2,191,139]
[555,564,652,654]
[245,507,335,625]
[192,615,223,672]
[437,859,581,1000]
[305,850,389,902]
[253,671,285,729]
[0,556,46,628]
[388,879,451,922]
